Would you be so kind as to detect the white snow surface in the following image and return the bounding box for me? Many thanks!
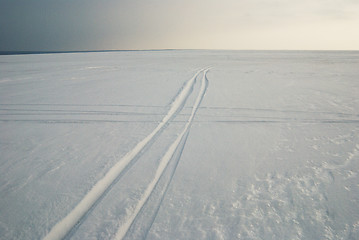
[1,50,359,240]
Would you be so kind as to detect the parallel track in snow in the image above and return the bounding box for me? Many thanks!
[43,68,208,240]
[115,69,210,240]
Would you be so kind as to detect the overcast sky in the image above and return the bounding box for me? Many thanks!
[1,0,359,51]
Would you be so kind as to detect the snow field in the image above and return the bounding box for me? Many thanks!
[0,50,359,239]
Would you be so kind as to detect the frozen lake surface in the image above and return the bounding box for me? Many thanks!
[1,50,359,239]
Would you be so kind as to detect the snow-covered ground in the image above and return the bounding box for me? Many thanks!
[1,50,359,239]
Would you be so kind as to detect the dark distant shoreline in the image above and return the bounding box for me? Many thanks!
[0,49,180,56]
[0,49,358,56]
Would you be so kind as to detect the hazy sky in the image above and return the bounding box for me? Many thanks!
[1,0,359,51]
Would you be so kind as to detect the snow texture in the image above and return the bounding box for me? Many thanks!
[0,50,359,240]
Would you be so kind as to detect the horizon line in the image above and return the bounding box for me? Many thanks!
[1,49,358,56]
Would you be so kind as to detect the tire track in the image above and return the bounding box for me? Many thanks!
[115,69,210,240]
[43,69,205,240]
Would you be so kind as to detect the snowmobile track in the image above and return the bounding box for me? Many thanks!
[43,68,208,240]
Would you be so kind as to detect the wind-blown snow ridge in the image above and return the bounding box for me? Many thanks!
[43,69,206,240]
[115,69,210,240]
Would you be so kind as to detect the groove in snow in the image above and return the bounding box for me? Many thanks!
[43,69,206,240]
